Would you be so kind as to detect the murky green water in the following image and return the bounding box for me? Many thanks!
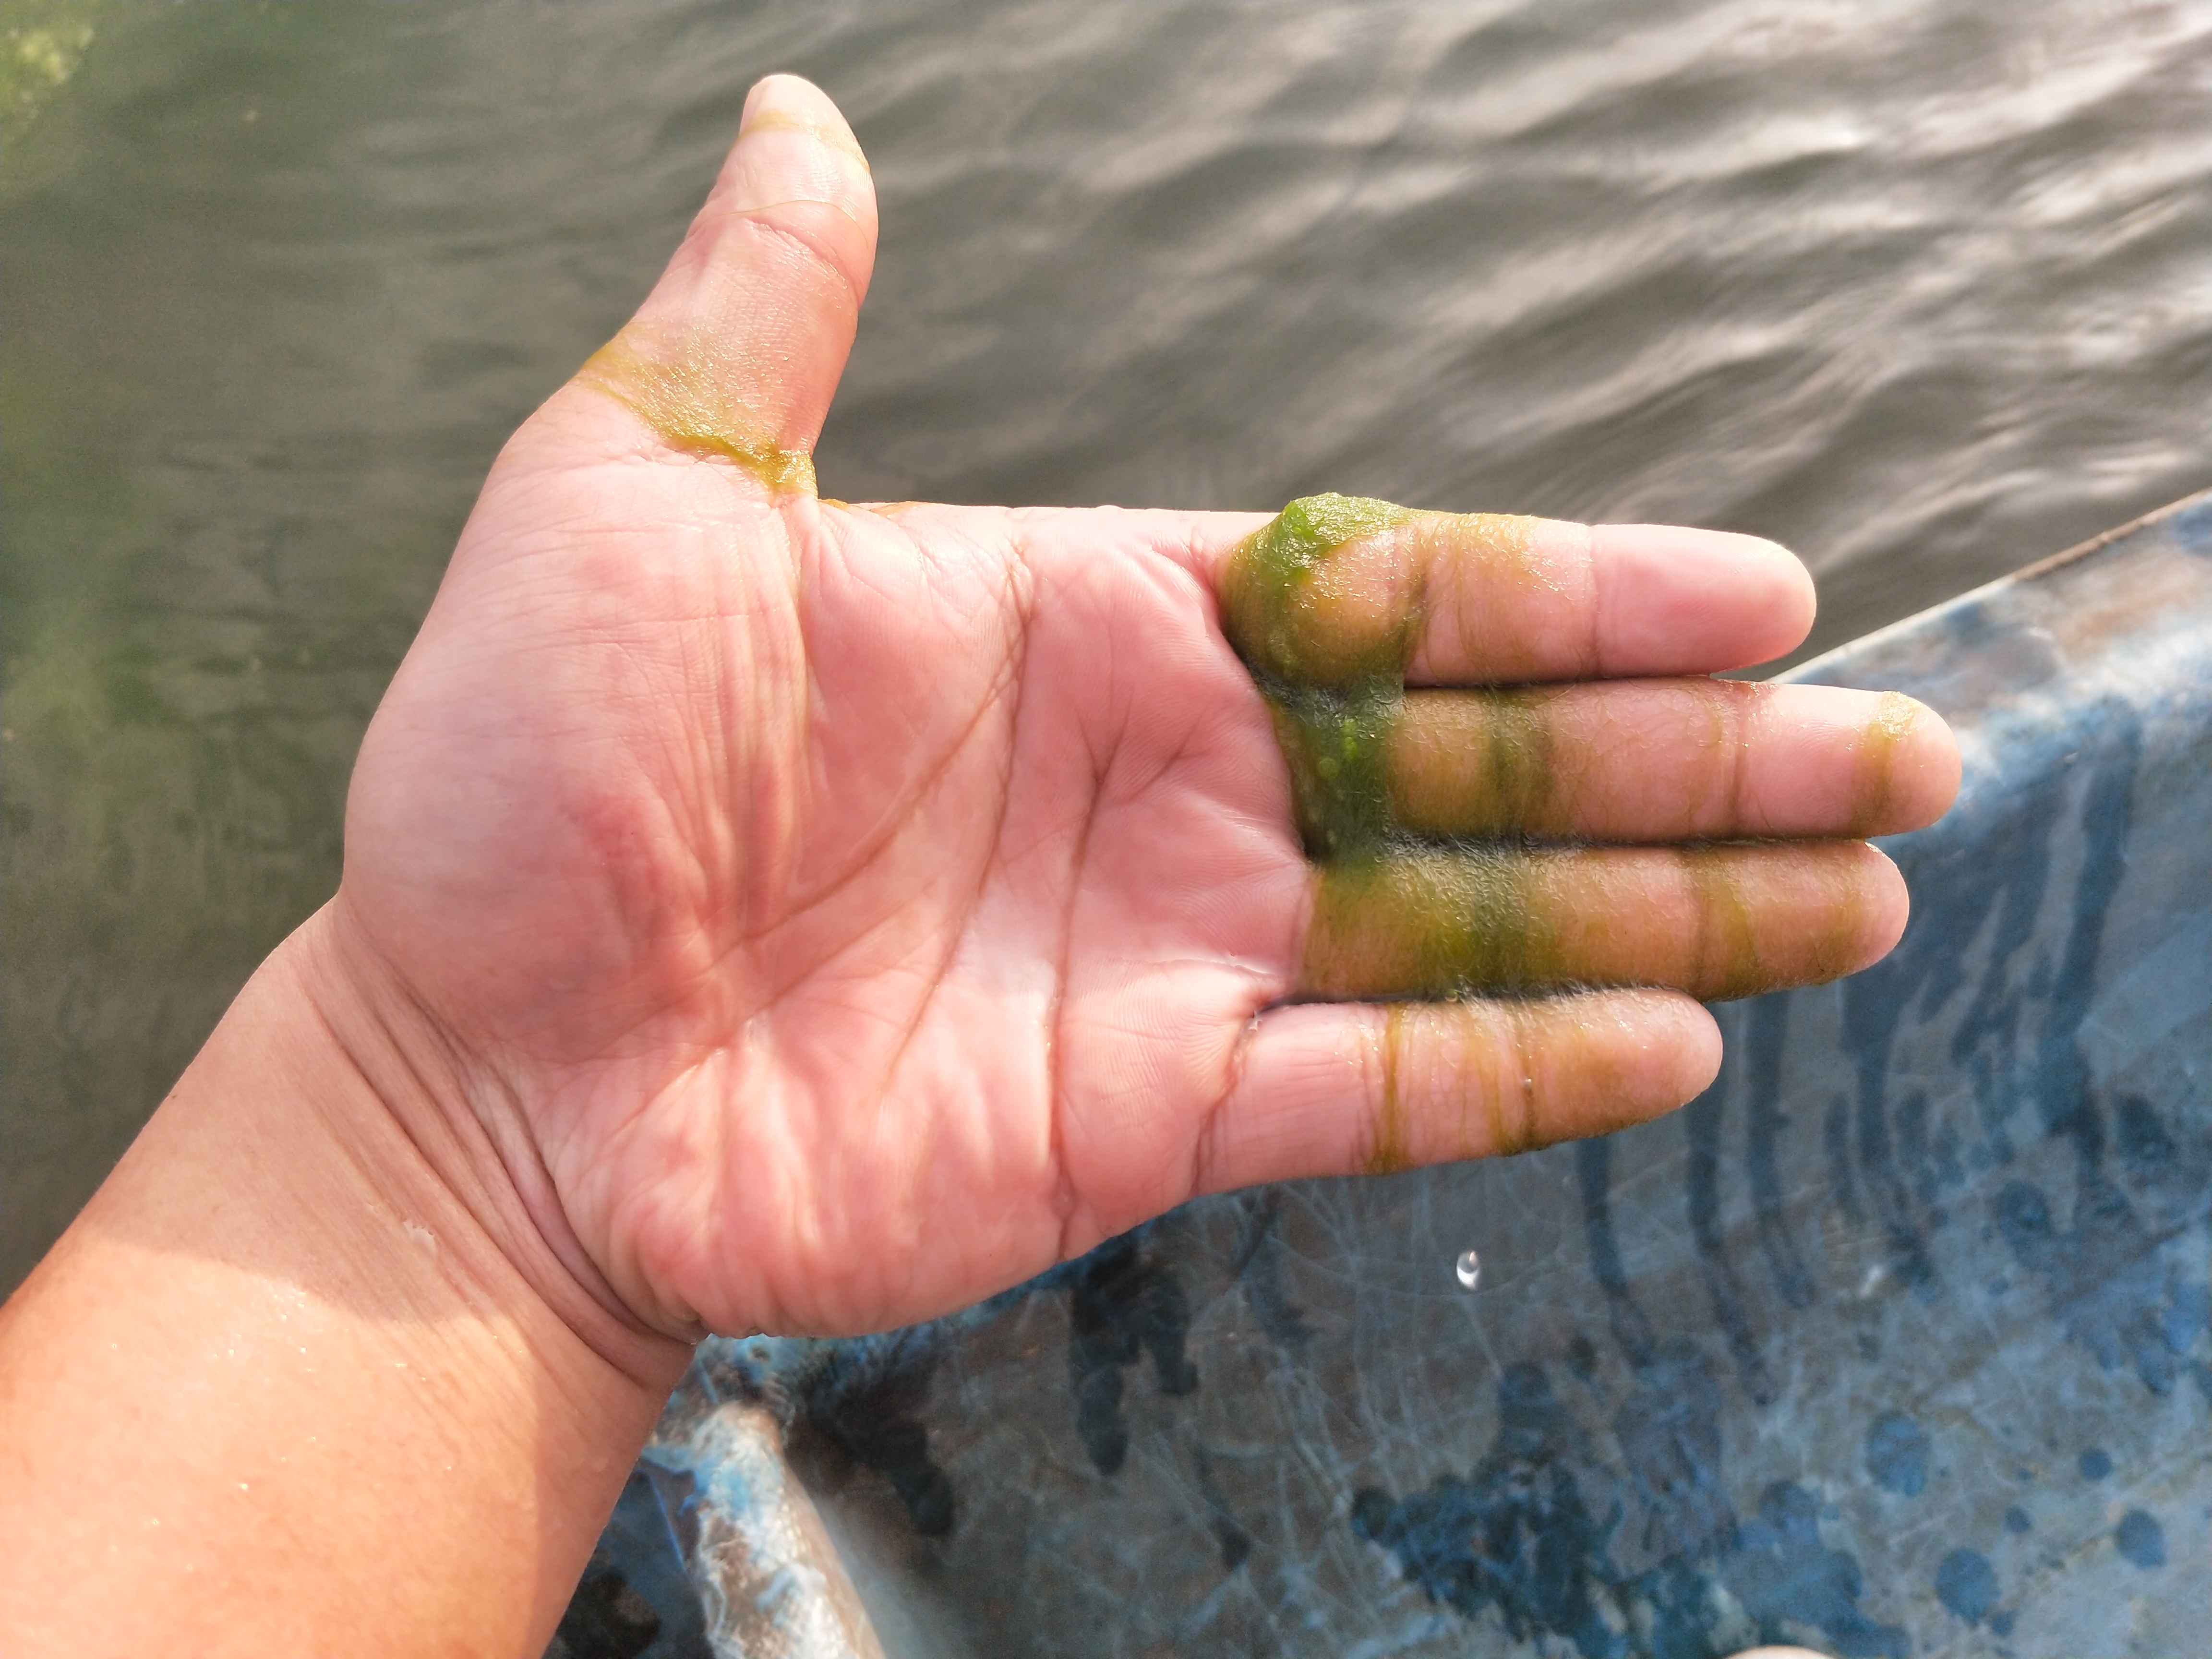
[4,2,2207,1293]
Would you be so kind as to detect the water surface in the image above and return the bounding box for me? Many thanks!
[4,2,2207,1291]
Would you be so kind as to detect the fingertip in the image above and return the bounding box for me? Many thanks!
[1840,841,1911,974]
[1873,846,1911,961]
[740,73,839,132]
[1889,698,1963,831]
[1767,541,1816,654]
[737,73,874,187]
[1719,533,1816,667]
[720,74,878,292]
[1592,526,1815,674]
[738,73,869,165]
[1603,989,1720,1114]
[1659,992,1725,1106]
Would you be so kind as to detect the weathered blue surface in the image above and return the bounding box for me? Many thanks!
[563,494,2212,1659]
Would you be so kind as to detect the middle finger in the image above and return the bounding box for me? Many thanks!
[1267,679,1954,856]
[1367,678,1956,844]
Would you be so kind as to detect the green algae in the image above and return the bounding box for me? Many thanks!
[1266,680,1572,856]
[737,105,872,170]
[1,2,96,154]
[1488,1002,1542,1158]
[1219,493,1421,686]
[1678,844,1770,1002]
[1267,683,1403,861]
[576,335,818,495]
[1847,691,1921,835]
[1300,851,1566,1000]
[1269,682,1568,849]
[1224,494,1426,865]
[1298,843,1868,1004]
[1227,494,1880,1008]
[1387,689,1558,840]
[1780,840,1881,990]
[1677,842,1879,1000]
[1357,1000,1576,1171]
[1225,498,1573,857]
[1226,495,1572,1001]
[1364,1005,1411,1175]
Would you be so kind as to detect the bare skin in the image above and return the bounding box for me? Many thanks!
[0,75,1958,1658]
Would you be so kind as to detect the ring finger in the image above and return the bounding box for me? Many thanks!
[1299,839,1904,1003]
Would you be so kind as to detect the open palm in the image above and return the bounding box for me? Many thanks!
[335,78,1955,1344]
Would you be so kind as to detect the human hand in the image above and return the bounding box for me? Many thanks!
[333,76,1958,1346]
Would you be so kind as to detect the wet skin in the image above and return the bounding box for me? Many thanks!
[0,74,1969,1659]
[338,81,1962,1348]
[1218,494,1954,1006]
[572,286,1953,1020]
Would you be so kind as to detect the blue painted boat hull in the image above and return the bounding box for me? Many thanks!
[559,493,2211,1659]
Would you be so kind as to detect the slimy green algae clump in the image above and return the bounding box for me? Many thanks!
[1218,494,1421,688]
[1222,495,1425,865]
[1304,851,1557,1000]
[1221,495,1714,1003]
[1221,495,1555,997]
[1266,684,1401,862]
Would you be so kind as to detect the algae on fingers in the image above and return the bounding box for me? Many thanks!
[1847,690,1925,836]
[1360,997,1662,1172]
[1266,684,1404,862]
[576,332,819,495]
[1383,689,1559,841]
[1223,494,1427,865]
[1298,842,1884,1002]
[1217,494,1423,687]
[1223,495,1572,999]
[1223,495,1891,1007]
[1221,494,1564,859]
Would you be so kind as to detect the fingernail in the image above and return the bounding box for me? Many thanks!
[738,74,869,171]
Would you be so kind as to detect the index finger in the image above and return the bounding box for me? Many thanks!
[1207,495,1815,687]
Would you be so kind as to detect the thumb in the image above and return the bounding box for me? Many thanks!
[572,74,878,494]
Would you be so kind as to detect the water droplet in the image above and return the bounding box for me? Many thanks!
[1455,1249,1482,1291]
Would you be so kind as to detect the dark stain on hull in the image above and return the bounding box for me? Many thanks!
[1352,1370,1910,1659]
[1742,995,1817,1310]
[785,1329,958,1538]
[1066,1233,1199,1476]
[1685,1072,1778,1405]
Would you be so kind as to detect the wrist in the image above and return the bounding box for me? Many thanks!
[297,896,698,1382]
[0,908,691,1655]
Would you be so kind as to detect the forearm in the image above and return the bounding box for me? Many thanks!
[0,908,693,1658]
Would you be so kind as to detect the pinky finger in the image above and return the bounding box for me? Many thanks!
[1195,991,1719,1193]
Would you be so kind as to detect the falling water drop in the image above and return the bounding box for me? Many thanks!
[1455,1249,1482,1291]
